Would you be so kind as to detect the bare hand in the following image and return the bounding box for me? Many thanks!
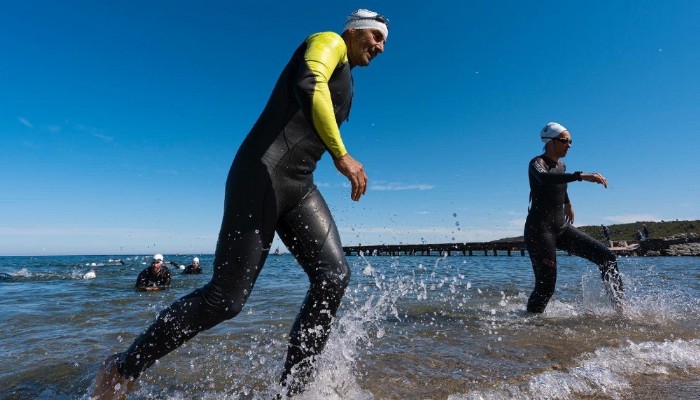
[564,203,575,224]
[581,172,608,188]
[333,153,368,201]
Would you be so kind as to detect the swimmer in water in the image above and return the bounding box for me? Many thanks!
[93,9,389,399]
[83,269,96,280]
[0,272,14,281]
[134,254,171,291]
[524,122,624,313]
[181,257,202,275]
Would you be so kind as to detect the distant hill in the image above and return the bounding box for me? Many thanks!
[493,219,700,243]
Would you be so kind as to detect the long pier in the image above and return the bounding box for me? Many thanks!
[342,241,527,257]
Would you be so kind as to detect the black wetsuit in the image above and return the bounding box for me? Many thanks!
[524,155,623,313]
[116,32,353,394]
[135,266,171,289]
[181,264,202,274]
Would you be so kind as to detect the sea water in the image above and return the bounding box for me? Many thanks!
[1,253,699,399]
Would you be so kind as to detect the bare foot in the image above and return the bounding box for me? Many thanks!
[91,353,134,400]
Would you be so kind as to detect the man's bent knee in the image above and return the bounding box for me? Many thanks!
[323,262,351,295]
[200,283,247,321]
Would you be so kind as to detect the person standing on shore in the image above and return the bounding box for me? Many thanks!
[92,9,389,399]
[524,122,624,313]
[601,224,612,246]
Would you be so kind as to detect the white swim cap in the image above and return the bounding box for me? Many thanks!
[540,122,568,144]
[152,253,164,262]
[344,9,389,39]
[193,257,199,263]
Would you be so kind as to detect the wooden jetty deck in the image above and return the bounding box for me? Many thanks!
[343,241,527,257]
[342,241,640,257]
[608,243,640,256]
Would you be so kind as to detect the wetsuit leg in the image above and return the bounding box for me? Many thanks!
[557,225,624,306]
[275,187,351,395]
[525,221,559,313]
[118,168,278,378]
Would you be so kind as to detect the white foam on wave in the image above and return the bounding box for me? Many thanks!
[448,338,700,400]
[11,267,32,277]
[70,269,85,279]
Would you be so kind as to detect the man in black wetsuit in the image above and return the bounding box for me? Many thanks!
[134,254,172,291]
[181,256,202,275]
[93,9,389,399]
[524,122,624,313]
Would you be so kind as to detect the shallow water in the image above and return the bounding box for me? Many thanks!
[1,253,699,399]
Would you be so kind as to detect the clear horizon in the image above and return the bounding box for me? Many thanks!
[3,218,696,257]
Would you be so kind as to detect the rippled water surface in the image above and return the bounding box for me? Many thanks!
[1,253,699,399]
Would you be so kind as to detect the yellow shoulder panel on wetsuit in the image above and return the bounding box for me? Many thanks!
[304,32,349,158]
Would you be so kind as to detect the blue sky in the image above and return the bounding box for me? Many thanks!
[2,1,699,256]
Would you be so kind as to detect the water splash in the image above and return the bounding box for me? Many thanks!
[294,258,419,398]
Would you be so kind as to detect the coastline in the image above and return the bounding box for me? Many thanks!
[639,234,700,256]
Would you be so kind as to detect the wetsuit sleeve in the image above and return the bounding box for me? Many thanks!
[163,268,172,286]
[135,270,148,288]
[529,158,580,185]
[296,32,349,158]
